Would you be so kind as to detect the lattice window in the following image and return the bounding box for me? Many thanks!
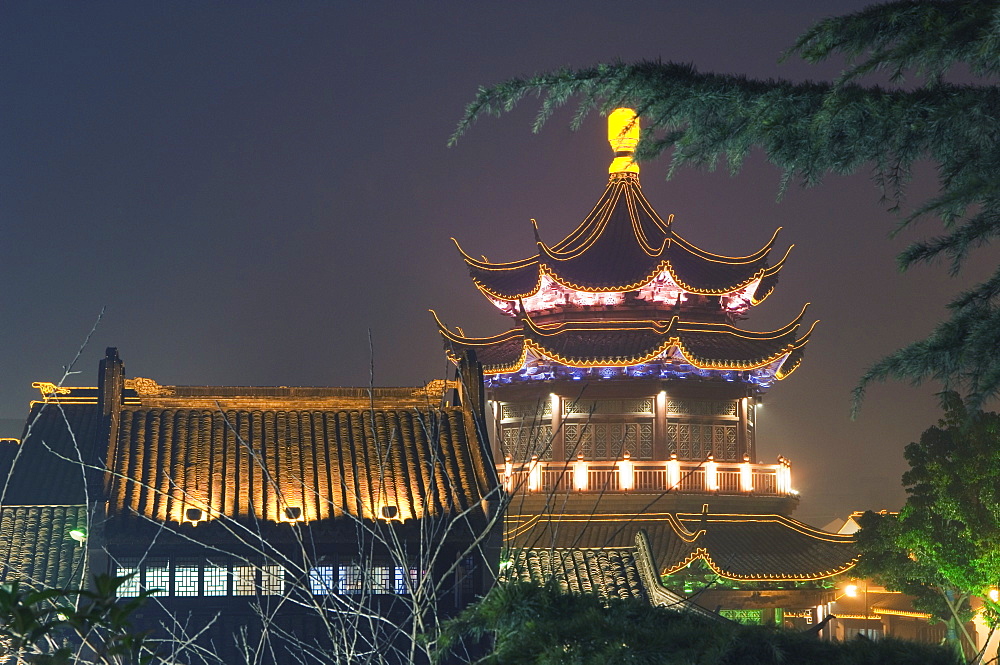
[725,426,738,460]
[339,564,364,595]
[204,561,228,596]
[563,398,653,416]
[458,556,476,597]
[665,400,738,417]
[233,564,257,596]
[173,559,200,597]
[595,424,608,459]
[667,423,739,461]
[500,400,551,420]
[501,424,552,461]
[115,559,140,598]
[259,565,284,595]
[309,567,336,595]
[565,423,650,460]
[639,423,653,459]
[720,609,763,625]
[368,566,392,594]
[145,561,170,595]
[394,567,419,594]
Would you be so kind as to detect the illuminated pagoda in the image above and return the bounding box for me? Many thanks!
[435,109,857,622]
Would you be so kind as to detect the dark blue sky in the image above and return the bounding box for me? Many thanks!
[2,1,981,526]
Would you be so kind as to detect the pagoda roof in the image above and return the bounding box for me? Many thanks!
[455,173,787,302]
[505,512,858,582]
[434,307,815,377]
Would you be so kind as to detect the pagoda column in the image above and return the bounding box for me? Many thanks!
[653,389,668,459]
[550,392,564,461]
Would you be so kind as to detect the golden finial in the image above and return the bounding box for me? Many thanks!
[608,108,639,175]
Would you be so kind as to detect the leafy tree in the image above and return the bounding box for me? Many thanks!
[436,580,962,665]
[0,574,156,664]
[854,392,1000,656]
[451,0,1000,410]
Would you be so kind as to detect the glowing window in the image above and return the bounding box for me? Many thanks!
[369,566,392,594]
[145,561,170,595]
[204,562,228,596]
[173,560,199,597]
[309,567,336,595]
[233,564,256,596]
[394,567,419,595]
[339,564,363,595]
[115,559,140,598]
[259,565,284,595]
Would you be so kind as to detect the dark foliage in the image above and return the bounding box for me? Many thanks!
[436,580,962,664]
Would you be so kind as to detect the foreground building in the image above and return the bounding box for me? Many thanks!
[1,348,500,663]
[436,109,858,623]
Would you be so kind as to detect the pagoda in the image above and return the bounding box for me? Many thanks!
[435,108,816,517]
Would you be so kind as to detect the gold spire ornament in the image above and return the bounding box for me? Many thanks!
[607,108,640,175]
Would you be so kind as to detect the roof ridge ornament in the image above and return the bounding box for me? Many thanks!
[608,108,640,176]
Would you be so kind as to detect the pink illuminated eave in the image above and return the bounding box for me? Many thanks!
[488,270,761,317]
[486,345,790,389]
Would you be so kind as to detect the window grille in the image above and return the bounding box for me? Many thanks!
[233,564,257,596]
[309,567,337,595]
[369,566,392,594]
[204,561,228,596]
[145,561,170,595]
[394,567,419,594]
[173,559,200,597]
[339,563,364,595]
[665,400,737,417]
[668,422,739,461]
[259,565,284,595]
[115,559,140,598]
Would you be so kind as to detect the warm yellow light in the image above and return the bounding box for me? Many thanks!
[740,457,753,492]
[989,588,999,603]
[667,453,681,489]
[528,455,541,492]
[705,455,719,491]
[608,108,639,175]
[618,452,634,491]
[845,583,859,597]
[573,454,588,491]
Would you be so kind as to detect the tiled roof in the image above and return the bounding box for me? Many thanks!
[505,512,858,582]
[108,405,495,525]
[0,403,100,505]
[439,313,815,376]
[508,548,649,601]
[0,505,88,590]
[457,174,784,299]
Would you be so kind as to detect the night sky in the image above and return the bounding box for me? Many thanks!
[3,1,984,527]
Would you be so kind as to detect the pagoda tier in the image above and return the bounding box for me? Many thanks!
[454,171,789,320]
[434,306,813,388]
[437,108,817,504]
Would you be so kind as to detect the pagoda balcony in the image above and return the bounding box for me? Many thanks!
[499,456,795,497]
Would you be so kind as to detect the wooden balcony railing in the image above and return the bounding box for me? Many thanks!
[499,455,795,496]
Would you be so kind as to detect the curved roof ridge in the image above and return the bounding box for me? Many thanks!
[454,237,539,271]
[541,184,625,261]
[549,178,626,254]
[676,512,856,543]
[670,227,782,264]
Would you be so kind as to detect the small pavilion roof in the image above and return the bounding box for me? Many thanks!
[505,511,858,582]
[455,173,787,302]
[434,307,815,377]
